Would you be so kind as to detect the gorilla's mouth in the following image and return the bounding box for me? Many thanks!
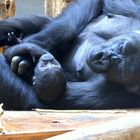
[107,60,139,87]
[89,60,109,73]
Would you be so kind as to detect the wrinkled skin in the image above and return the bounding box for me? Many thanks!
[87,33,140,93]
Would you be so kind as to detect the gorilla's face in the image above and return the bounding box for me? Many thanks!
[33,53,66,102]
[33,53,62,86]
[87,33,140,93]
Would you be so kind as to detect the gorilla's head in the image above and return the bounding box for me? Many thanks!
[33,53,66,103]
[87,33,140,93]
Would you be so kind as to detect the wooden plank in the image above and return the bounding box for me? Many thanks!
[47,114,140,140]
[45,0,70,16]
[0,0,15,19]
[0,110,139,139]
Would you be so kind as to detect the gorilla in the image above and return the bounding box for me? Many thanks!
[0,0,140,110]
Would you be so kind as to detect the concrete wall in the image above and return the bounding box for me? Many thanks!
[14,0,45,17]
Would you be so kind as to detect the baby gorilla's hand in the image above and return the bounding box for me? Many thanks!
[7,32,23,45]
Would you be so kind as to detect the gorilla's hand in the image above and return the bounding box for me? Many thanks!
[4,43,48,77]
[7,32,23,45]
[10,55,34,79]
[0,21,21,46]
[4,43,47,63]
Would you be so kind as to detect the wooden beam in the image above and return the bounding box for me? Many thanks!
[0,0,15,19]
[47,114,140,140]
[0,110,139,139]
[45,0,70,17]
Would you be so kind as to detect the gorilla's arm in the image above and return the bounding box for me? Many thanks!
[0,16,51,46]
[0,54,44,110]
[23,0,102,51]
[21,0,140,51]
[49,80,140,109]
[103,0,140,18]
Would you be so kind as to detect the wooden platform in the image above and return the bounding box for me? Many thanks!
[0,110,140,140]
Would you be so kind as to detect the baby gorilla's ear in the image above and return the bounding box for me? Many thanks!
[33,54,66,103]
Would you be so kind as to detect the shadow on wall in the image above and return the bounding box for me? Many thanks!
[14,0,45,17]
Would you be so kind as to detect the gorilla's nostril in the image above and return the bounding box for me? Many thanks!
[111,55,121,63]
[87,51,109,73]
[93,52,105,61]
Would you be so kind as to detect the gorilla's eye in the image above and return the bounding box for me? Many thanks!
[107,14,114,18]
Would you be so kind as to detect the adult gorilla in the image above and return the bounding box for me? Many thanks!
[0,0,140,110]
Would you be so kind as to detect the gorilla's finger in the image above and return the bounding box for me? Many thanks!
[4,43,47,63]
[4,44,29,62]
[7,32,23,44]
[11,56,23,72]
[18,60,30,75]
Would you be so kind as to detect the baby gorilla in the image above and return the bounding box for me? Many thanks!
[6,42,66,103]
[33,53,66,102]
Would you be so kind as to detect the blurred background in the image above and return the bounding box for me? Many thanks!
[9,0,140,18]
[15,0,45,17]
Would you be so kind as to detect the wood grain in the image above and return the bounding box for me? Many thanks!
[0,110,139,139]
[48,114,140,140]
[45,0,69,16]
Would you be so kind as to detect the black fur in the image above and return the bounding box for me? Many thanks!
[1,0,140,110]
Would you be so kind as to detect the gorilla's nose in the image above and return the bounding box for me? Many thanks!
[87,51,110,73]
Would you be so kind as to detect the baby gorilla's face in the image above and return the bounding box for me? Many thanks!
[33,53,66,102]
[87,33,140,93]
